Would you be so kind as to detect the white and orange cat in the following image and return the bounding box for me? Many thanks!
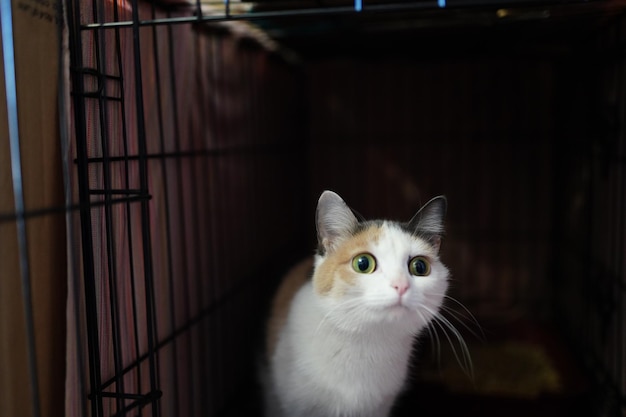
[263,190,450,417]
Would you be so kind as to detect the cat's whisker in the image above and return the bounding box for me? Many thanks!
[315,307,338,336]
[428,315,464,368]
[316,304,340,335]
[442,295,484,339]
[428,292,484,342]
[431,321,442,365]
[439,305,485,342]
[435,312,474,377]
[431,315,473,379]
[430,293,480,326]
[416,310,441,365]
[421,305,474,379]
[315,298,365,336]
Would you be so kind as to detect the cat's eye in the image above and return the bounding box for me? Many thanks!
[352,253,376,274]
[409,256,431,276]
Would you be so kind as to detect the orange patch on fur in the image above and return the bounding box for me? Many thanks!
[314,225,383,296]
[266,258,313,359]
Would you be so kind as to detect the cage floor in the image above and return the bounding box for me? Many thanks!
[395,318,590,417]
[223,319,590,417]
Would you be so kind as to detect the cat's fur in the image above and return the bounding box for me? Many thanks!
[263,190,449,417]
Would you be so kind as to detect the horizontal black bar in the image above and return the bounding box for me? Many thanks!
[95,391,161,400]
[80,142,302,164]
[0,195,150,223]
[106,390,162,417]
[77,93,123,101]
[78,146,626,167]
[72,66,123,82]
[70,67,123,100]
[80,5,420,30]
[89,189,144,195]
[78,0,599,30]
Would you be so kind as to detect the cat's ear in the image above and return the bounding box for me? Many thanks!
[407,196,447,252]
[316,190,359,254]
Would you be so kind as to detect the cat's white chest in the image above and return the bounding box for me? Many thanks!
[269,282,414,417]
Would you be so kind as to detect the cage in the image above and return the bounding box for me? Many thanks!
[1,0,625,417]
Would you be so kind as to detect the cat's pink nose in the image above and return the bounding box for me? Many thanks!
[392,280,409,296]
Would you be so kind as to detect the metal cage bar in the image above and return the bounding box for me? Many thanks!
[76,0,589,30]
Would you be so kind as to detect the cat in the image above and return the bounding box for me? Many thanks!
[263,190,450,417]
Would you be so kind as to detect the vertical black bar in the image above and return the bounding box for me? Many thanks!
[205,34,221,417]
[130,1,161,416]
[615,168,625,414]
[92,0,126,412]
[151,6,180,415]
[186,31,206,415]
[610,48,618,414]
[195,0,203,20]
[165,19,195,417]
[613,28,626,415]
[0,3,41,417]
[211,36,226,412]
[58,0,89,414]
[194,30,209,415]
[111,0,144,406]
[66,0,104,415]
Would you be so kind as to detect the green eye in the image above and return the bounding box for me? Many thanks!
[409,256,431,276]
[352,253,376,274]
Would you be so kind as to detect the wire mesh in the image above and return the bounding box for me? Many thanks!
[551,23,626,414]
[65,1,306,416]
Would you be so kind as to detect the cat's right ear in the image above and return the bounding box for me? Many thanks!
[316,191,359,255]
[407,196,447,252]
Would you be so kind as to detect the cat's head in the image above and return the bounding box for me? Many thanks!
[313,190,449,335]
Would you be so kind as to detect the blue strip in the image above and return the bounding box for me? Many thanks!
[355,0,362,12]
[1,2,41,417]
[438,0,446,8]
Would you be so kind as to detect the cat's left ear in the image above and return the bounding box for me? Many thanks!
[407,196,447,252]
[316,190,359,255]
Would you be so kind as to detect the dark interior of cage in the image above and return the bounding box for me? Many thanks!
[66,4,625,417]
[226,11,623,417]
